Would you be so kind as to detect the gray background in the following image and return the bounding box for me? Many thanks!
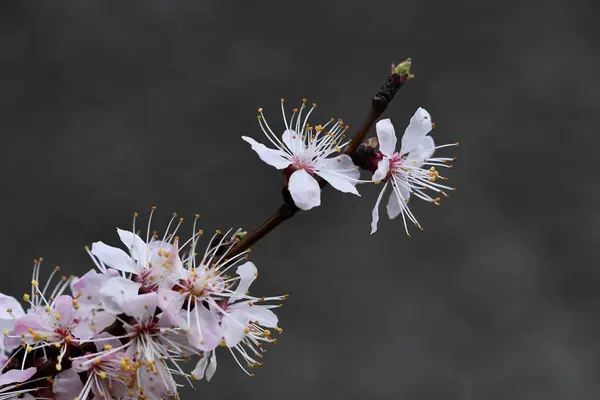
[1,0,599,399]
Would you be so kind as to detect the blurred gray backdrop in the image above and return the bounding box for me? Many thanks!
[2,0,600,399]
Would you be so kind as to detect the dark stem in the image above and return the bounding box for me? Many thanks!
[228,66,411,258]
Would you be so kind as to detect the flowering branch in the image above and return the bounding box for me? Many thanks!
[229,58,413,257]
[0,57,459,400]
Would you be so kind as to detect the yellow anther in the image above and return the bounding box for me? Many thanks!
[3,330,8,336]
[55,364,62,371]
[98,371,107,379]
[22,294,30,302]
[31,280,38,288]
[26,345,33,353]
[257,107,263,113]
[104,344,112,351]
[243,328,250,334]
[44,306,51,313]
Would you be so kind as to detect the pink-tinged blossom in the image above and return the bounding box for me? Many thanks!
[5,294,114,371]
[171,226,286,379]
[213,261,284,376]
[71,334,135,400]
[86,292,195,398]
[0,367,38,400]
[88,211,186,296]
[52,368,84,400]
[242,99,360,210]
[370,108,458,235]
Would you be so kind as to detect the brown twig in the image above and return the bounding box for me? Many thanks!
[228,59,413,258]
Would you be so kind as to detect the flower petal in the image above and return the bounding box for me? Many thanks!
[288,169,321,210]
[71,269,108,305]
[376,119,397,157]
[189,305,221,351]
[121,292,159,322]
[401,107,433,155]
[220,311,247,348]
[52,369,84,400]
[192,351,217,381]
[372,157,390,182]
[92,332,123,352]
[241,136,291,169]
[371,182,388,234]
[157,288,185,315]
[0,366,36,386]
[205,351,217,381]
[229,261,258,304]
[117,229,148,267]
[230,303,279,328]
[315,155,360,195]
[72,305,115,341]
[99,276,142,315]
[404,135,435,167]
[90,242,137,274]
[282,129,304,155]
[53,295,75,327]
[0,294,25,321]
[387,182,410,219]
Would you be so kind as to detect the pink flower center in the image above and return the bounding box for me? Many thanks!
[387,152,404,178]
[290,156,315,175]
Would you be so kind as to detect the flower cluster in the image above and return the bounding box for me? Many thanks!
[0,211,285,400]
[243,101,458,236]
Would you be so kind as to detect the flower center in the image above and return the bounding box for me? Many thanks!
[290,156,316,175]
[383,152,402,177]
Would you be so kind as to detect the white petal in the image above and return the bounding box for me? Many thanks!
[205,351,217,381]
[192,351,217,381]
[242,136,291,169]
[315,155,360,195]
[371,182,388,234]
[71,307,115,340]
[117,228,148,267]
[0,366,36,386]
[372,157,390,182]
[121,292,159,321]
[387,182,410,219]
[288,169,321,210]
[0,293,25,320]
[221,311,247,348]
[70,269,108,305]
[157,288,185,315]
[53,295,75,327]
[401,107,433,154]
[99,276,141,315]
[376,119,397,157]
[282,129,304,155]
[189,305,221,351]
[90,241,137,274]
[404,135,435,167]
[230,303,279,328]
[229,261,257,304]
[52,369,84,400]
